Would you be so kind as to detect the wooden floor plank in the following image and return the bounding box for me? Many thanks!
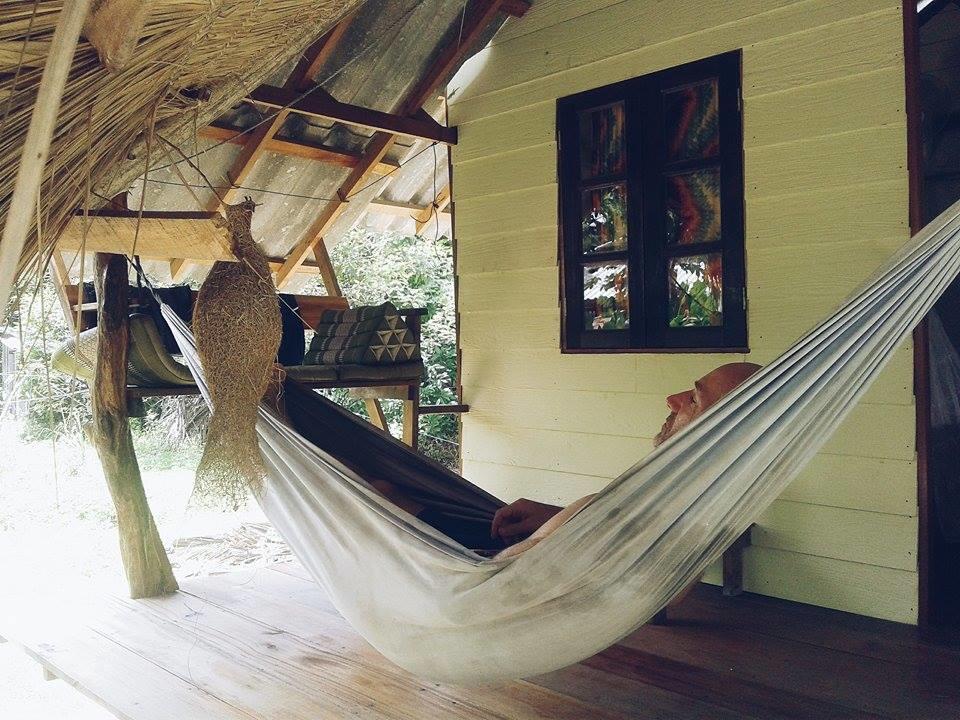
[0,596,252,720]
[530,662,758,720]
[619,614,960,718]
[184,567,640,720]
[3,561,960,720]
[96,592,558,720]
[584,643,885,720]
[679,585,960,667]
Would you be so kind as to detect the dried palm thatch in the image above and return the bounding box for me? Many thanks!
[0,0,362,290]
[82,0,153,72]
[193,197,281,508]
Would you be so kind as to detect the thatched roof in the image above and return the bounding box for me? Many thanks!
[1,0,525,303]
[1,0,362,291]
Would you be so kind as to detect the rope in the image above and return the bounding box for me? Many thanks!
[132,102,159,259]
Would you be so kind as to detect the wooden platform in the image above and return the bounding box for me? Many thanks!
[2,561,960,719]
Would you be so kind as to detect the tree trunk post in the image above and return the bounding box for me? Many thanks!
[91,252,178,598]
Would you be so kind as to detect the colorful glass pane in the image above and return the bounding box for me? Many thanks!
[665,168,721,246]
[663,80,719,162]
[668,254,723,328]
[583,263,629,331]
[579,103,626,178]
[581,184,628,254]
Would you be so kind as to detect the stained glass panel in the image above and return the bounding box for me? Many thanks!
[668,254,723,327]
[583,262,629,331]
[579,103,626,179]
[663,80,719,162]
[665,168,721,246]
[581,184,628,254]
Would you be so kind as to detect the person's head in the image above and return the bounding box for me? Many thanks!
[653,362,762,447]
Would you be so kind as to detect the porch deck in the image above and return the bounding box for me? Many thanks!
[2,561,959,720]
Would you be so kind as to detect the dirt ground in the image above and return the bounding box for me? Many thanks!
[0,424,292,718]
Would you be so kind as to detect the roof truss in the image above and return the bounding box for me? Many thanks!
[274,0,520,288]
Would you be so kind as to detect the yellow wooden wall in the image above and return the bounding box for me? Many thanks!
[448,0,916,623]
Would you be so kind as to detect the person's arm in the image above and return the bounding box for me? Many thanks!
[491,498,563,544]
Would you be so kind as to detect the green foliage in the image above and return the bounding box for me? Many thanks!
[669,258,722,328]
[309,227,459,466]
[2,273,91,440]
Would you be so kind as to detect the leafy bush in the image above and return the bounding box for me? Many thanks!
[2,274,91,440]
[309,227,459,466]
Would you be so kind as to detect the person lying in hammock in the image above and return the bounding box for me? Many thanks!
[373,361,760,556]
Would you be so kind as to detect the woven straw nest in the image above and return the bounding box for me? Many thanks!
[193,198,281,508]
[0,0,361,288]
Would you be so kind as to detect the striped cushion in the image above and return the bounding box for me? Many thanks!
[303,302,421,366]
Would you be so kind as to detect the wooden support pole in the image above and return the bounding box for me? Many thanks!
[364,399,388,431]
[91,253,178,598]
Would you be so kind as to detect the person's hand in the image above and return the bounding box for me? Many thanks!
[491,498,562,544]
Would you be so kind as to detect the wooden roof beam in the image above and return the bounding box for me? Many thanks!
[247,86,458,145]
[415,186,451,234]
[500,0,531,16]
[166,16,358,282]
[274,0,508,288]
[198,125,400,175]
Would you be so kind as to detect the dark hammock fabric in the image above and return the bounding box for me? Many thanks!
[281,375,504,525]
[276,293,305,366]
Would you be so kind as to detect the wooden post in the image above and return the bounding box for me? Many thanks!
[91,253,178,598]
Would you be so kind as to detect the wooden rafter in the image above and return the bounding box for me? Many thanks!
[500,0,531,15]
[415,186,451,234]
[169,14,358,282]
[198,125,400,174]
[247,85,458,145]
[274,0,519,288]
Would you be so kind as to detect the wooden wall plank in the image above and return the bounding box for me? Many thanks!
[450,0,899,120]
[459,308,559,349]
[453,101,555,164]
[461,422,647,478]
[454,142,556,201]
[455,184,556,238]
[465,386,667,439]
[456,225,557,274]
[780,454,917,517]
[821,403,916,461]
[460,348,641,392]
[753,501,917,571]
[455,0,853,105]
[462,459,610,505]
[742,6,903,97]
[458,267,558,311]
[488,0,632,48]
[746,179,909,250]
[744,66,905,148]
[741,547,918,624]
[745,125,907,199]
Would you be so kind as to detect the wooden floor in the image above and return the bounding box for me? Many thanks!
[2,561,960,720]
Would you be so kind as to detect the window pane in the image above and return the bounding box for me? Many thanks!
[582,184,628,254]
[579,103,626,178]
[583,262,629,331]
[665,167,721,246]
[668,254,723,327]
[663,80,719,162]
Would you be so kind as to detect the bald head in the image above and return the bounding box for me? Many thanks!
[653,362,762,447]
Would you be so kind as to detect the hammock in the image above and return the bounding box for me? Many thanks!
[163,198,960,684]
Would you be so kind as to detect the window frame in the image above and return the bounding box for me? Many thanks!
[557,50,747,353]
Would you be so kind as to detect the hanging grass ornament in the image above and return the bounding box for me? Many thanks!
[193,198,281,507]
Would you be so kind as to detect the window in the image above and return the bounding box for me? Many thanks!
[557,51,746,351]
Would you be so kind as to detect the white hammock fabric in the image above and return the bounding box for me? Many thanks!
[164,198,960,684]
